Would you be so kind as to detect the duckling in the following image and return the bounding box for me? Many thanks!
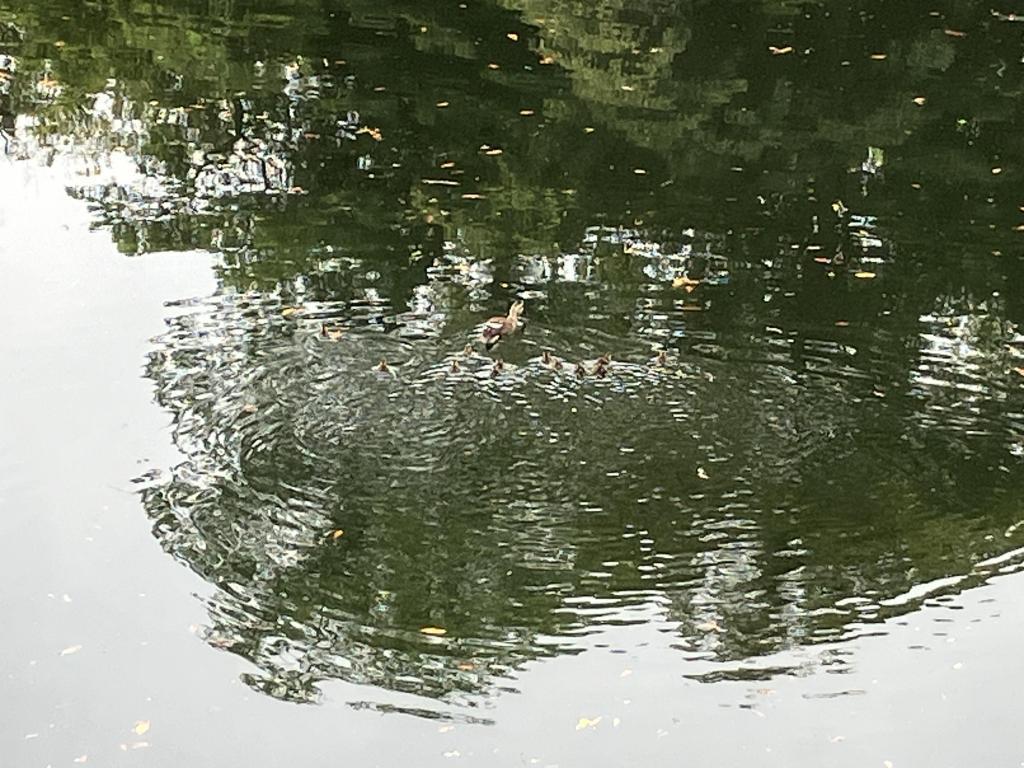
[575,361,588,378]
[652,349,668,367]
[490,358,505,378]
[450,359,461,373]
[541,350,564,371]
[481,300,524,350]
[375,358,391,373]
[593,360,609,378]
[463,343,475,357]
[321,323,344,341]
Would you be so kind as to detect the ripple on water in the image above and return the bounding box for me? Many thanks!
[141,281,1024,705]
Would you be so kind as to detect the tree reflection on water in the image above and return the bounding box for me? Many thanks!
[2,0,1023,708]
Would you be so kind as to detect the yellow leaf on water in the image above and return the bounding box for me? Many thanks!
[854,271,877,279]
[869,53,888,60]
[912,96,926,105]
[281,307,300,318]
[329,529,345,540]
[672,275,700,289]
[507,32,519,41]
[944,28,967,37]
[60,645,82,656]
[356,126,383,141]
[420,626,447,636]
[436,101,450,108]
[768,45,793,55]
[133,721,150,736]
[576,716,602,731]
[696,467,709,480]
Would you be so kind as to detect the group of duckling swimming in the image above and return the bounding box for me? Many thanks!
[444,347,621,379]
[326,300,671,379]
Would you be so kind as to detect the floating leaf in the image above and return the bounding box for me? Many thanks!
[420,626,447,636]
[913,96,926,105]
[944,28,967,37]
[281,307,300,318]
[576,716,602,731]
[328,529,345,540]
[768,45,793,55]
[356,126,383,141]
[869,53,887,60]
[506,32,519,41]
[436,101,450,108]
[696,467,709,480]
[992,167,1003,175]
[854,271,877,279]
[133,721,150,736]
[672,275,700,290]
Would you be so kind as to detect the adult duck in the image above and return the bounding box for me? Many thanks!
[481,300,524,350]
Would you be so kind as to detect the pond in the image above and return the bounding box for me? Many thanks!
[1,0,1023,764]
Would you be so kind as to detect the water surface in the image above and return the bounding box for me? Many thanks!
[2,0,1024,761]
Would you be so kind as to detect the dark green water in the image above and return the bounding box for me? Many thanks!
[2,0,1024,759]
